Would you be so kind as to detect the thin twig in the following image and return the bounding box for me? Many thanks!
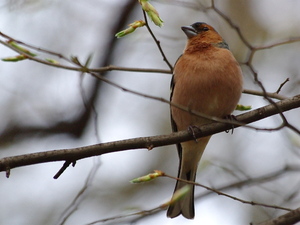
[0,31,73,63]
[254,37,300,51]
[53,161,75,179]
[0,36,284,129]
[84,165,300,224]
[0,38,170,74]
[56,159,102,225]
[258,207,300,225]
[0,33,295,103]
[211,0,253,49]
[163,173,292,212]
[212,6,295,137]
[210,0,300,134]
[243,89,287,100]
[276,78,290,94]
[142,10,173,72]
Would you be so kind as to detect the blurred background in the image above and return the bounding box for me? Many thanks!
[0,0,300,224]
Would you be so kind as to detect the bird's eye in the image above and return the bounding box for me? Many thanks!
[202,27,209,31]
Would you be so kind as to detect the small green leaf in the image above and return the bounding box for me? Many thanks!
[236,104,252,111]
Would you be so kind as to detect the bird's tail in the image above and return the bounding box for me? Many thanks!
[167,137,210,219]
[167,164,196,219]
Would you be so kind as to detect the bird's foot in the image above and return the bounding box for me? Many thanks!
[188,125,201,142]
[224,115,237,134]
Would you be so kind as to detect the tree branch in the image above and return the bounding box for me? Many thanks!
[243,89,287,100]
[0,35,170,74]
[257,207,300,225]
[88,164,300,224]
[0,95,299,177]
[142,10,173,72]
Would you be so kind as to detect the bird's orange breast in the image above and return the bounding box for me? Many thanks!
[171,47,243,131]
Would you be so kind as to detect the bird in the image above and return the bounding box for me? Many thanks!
[167,22,243,219]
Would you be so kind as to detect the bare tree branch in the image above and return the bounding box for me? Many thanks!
[257,207,300,225]
[56,159,102,225]
[142,10,173,72]
[0,94,299,177]
[0,35,170,74]
[85,164,300,224]
[243,89,287,100]
[276,78,290,94]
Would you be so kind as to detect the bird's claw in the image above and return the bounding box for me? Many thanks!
[224,115,237,134]
[188,125,201,142]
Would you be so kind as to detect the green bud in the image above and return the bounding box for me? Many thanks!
[8,41,37,56]
[236,104,252,111]
[2,55,27,62]
[45,58,59,64]
[138,0,163,27]
[130,170,164,183]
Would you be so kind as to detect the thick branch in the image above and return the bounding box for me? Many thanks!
[258,207,300,225]
[0,95,299,176]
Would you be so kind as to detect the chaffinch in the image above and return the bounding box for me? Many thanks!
[167,22,243,219]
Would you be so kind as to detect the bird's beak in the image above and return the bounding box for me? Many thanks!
[181,26,197,38]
